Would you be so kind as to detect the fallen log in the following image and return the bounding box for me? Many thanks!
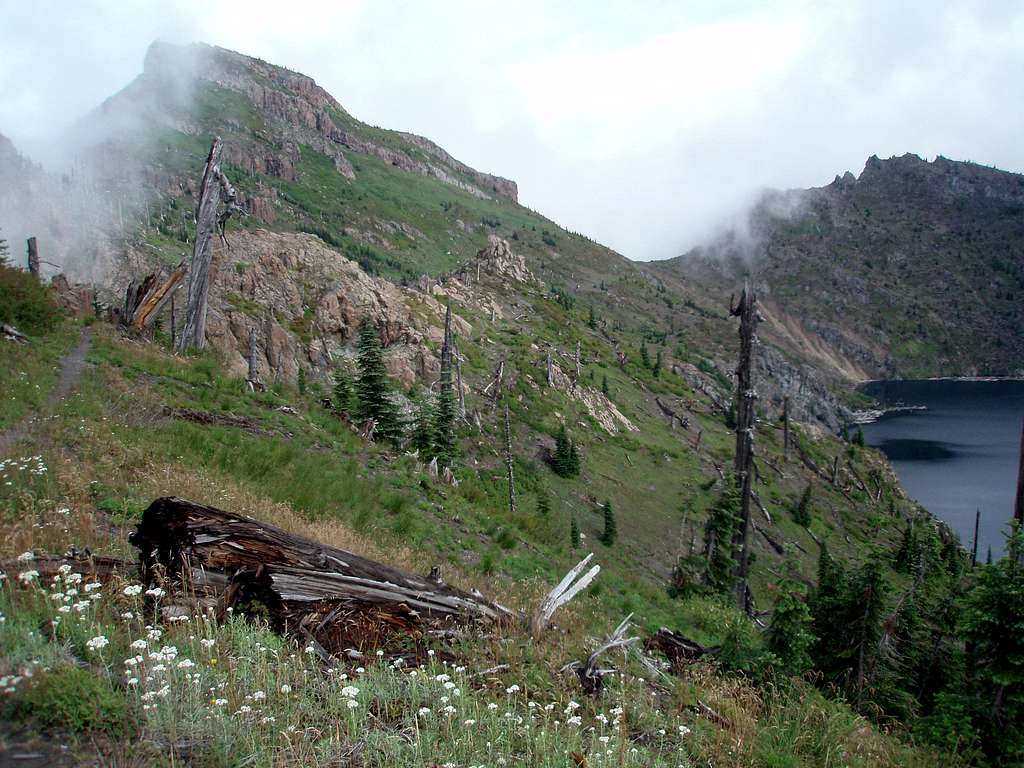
[129,497,513,656]
[125,260,186,332]
[161,406,290,438]
[1,324,30,344]
[644,627,715,666]
[563,614,639,695]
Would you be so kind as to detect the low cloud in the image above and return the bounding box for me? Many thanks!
[1,1,1022,263]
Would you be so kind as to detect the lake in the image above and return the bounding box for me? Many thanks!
[859,379,1024,559]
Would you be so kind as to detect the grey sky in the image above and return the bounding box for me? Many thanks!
[1,0,1022,260]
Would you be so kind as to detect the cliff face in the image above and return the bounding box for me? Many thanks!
[651,154,1024,379]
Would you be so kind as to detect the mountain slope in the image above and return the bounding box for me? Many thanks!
[648,154,1024,379]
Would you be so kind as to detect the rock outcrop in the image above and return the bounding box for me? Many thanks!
[200,229,468,387]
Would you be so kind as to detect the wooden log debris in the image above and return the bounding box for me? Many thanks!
[643,627,715,667]
[563,614,639,695]
[129,497,513,656]
[124,260,187,332]
[530,552,601,638]
[1,324,30,344]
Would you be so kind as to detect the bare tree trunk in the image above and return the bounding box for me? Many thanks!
[1015,417,1024,525]
[575,340,581,383]
[26,237,39,280]
[127,260,186,332]
[454,339,466,419]
[729,281,758,614]
[246,326,262,392]
[169,293,176,349]
[971,508,981,568]
[546,350,553,387]
[782,395,790,460]
[504,404,517,515]
[177,137,240,353]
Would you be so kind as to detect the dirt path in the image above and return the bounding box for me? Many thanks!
[0,327,92,457]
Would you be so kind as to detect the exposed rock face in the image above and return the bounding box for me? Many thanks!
[473,236,535,284]
[656,153,1024,378]
[200,229,468,387]
[142,42,516,202]
[545,358,637,435]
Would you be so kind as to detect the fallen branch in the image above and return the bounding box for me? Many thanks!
[644,628,715,666]
[563,614,639,695]
[1,324,29,344]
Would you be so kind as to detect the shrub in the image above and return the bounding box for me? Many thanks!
[5,667,133,736]
[0,264,61,335]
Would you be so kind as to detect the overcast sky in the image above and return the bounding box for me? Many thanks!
[2,0,1022,260]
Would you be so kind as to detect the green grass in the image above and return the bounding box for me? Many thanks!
[0,320,79,430]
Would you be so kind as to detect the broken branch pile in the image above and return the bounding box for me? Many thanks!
[129,497,512,656]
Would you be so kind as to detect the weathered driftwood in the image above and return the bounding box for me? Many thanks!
[563,614,639,695]
[530,553,601,638]
[129,497,512,655]
[644,627,714,666]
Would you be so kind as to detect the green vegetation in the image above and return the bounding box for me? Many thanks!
[354,317,401,443]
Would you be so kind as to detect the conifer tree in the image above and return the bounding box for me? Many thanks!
[536,485,550,516]
[588,304,597,329]
[768,550,814,675]
[433,304,458,467]
[599,500,617,546]
[853,426,865,446]
[640,340,651,368]
[553,423,580,478]
[601,374,610,397]
[702,480,741,594]
[792,483,813,526]
[332,367,355,414]
[652,350,662,378]
[960,525,1024,760]
[297,366,306,395]
[570,512,581,549]
[894,521,921,574]
[410,394,435,457]
[354,317,401,442]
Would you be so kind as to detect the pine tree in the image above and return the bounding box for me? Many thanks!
[354,317,401,442]
[536,485,550,516]
[332,367,355,414]
[410,394,436,457]
[587,304,597,329]
[599,500,617,546]
[432,304,458,467]
[853,426,865,447]
[297,366,306,395]
[652,350,662,378]
[702,480,741,594]
[767,550,814,675]
[959,525,1024,761]
[601,374,610,397]
[553,423,580,478]
[792,483,812,526]
[894,521,920,574]
[640,340,651,368]
[570,512,581,549]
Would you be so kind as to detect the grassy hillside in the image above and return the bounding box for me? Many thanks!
[0,315,954,767]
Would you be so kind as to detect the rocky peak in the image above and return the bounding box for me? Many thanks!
[474,236,534,283]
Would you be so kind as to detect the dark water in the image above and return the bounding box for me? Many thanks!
[860,379,1024,559]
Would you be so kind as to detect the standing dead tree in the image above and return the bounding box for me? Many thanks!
[729,281,759,615]
[482,359,505,404]
[782,395,790,460]
[26,237,40,280]
[504,403,517,515]
[176,137,243,353]
[246,327,264,392]
[454,338,466,419]
[1015,417,1024,525]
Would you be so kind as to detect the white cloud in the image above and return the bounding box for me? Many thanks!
[1,0,1021,260]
